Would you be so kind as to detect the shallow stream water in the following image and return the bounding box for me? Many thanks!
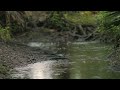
[10,41,120,79]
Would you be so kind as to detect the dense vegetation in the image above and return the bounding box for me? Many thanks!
[0,11,119,46]
[97,11,120,44]
[0,11,119,51]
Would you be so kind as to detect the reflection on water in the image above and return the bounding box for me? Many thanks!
[10,60,70,79]
[10,41,120,79]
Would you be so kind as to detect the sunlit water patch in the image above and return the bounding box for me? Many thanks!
[27,42,54,48]
[10,60,70,79]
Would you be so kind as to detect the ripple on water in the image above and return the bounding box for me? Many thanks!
[27,42,54,48]
[73,41,97,45]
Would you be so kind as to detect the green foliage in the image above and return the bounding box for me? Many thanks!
[10,21,25,34]
[64,11,97,25]
[45,12,72,31]
[45,11,98,31]
[0,11,31,35]
[49,12,64,28]
[0,26,12,41]
[97,11,120,43]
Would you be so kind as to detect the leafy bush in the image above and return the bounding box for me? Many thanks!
[97,11,120,43]
[0,26,12,41]
[45,12,72,31]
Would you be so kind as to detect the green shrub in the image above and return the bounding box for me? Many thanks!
[0,26,12,41]
[97,11,120,43]
[45,12,72,31]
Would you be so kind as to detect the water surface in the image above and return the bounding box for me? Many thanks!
[10,41,120,79]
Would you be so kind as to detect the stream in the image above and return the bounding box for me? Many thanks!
[9,41,120,79]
